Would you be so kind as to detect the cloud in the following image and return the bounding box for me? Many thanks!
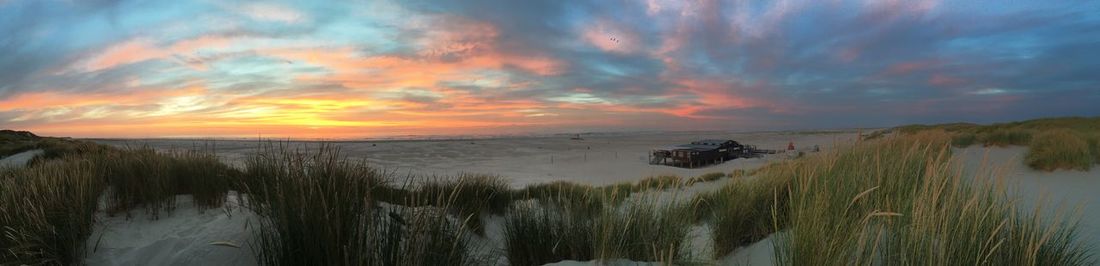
[237,3,306,23]
[1,0,1099,137]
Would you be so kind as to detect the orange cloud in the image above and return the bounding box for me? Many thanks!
[0,87,205,111]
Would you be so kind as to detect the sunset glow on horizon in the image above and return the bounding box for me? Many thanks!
[2,1,1098,138]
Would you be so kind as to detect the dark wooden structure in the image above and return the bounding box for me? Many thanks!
[649,139,772,168]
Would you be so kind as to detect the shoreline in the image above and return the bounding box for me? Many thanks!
[76,128,872,144]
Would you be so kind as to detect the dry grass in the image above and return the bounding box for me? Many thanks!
[242,143,488,265]
[879,116,1099,171]
[94,147,177,218]
[504,201,597,266]
[1026,129,1093,171]
[685,172,726,186]
[634,175,683,191]
[0,158,105,265]
[514,181,608,215]
[979,129,1033,146]
[1089,134,1100,163]
[772,131,1091,265]
[3,125,1094,265]
[504,192,695,265]
[93,145,237,217]
[694,169,790,257]
[402,174,512,234]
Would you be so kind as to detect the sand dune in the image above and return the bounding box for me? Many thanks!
[0,149,42,168]
[85,193,257,266]
[77,132,1098,265]
[956,146,1100,251]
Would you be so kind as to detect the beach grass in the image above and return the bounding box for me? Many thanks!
[593,196,695,263]
[1089,134,1100,163]
[951,132,978,147]
[728,169,748,178]
[514,181,607,215]
[96,146,178,218]
[1026,129,1093,171]
[166,149,237,210]
[243,143,381,265]
[504,201,597,266]
[243,143,486,265]
[0,141,36,159]
[771,131,1092,265]
[685,172,726,186]
[90,145,237,217]
[0,158,104,265]
[0,130,41,158]
[504,192,695,265]
[878,116,1099,170]
[2,123,1095,265]
[404,174,512,234]
[694,169,790,257]
[30,138,108,164]
[978,128,1033,146]
[634,175,683,191]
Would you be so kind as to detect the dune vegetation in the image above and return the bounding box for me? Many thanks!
[0,123,1095,265]
[504,192,695,266]
[242,143,488,265]
[776,130,1090,265]
[1026,130,1094,171]
[0,130,40,159]
[0,158,103,265]
[870,116,1100,171]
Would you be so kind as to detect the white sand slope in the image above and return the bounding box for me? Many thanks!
[85,193,257,266]
[956,147,1100,251]
[720,233,776,265]
[0,149,43,168]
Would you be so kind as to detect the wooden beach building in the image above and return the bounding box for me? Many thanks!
[649,139,748,168]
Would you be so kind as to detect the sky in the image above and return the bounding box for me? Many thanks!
[1,0,1098,138]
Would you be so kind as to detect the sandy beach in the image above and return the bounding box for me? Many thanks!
[81,130,856,265]
[71,132,1100,265]
[93,131,859,187]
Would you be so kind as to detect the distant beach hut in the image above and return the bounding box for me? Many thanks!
[650,139,745,168]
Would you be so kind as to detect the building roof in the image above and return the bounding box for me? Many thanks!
[675,144,722,151]
[691,139,738,146]
[653,139,741,152]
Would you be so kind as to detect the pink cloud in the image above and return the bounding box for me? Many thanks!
[928,74,967,87]
[881,59,944,76]
[77,36,237,72]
